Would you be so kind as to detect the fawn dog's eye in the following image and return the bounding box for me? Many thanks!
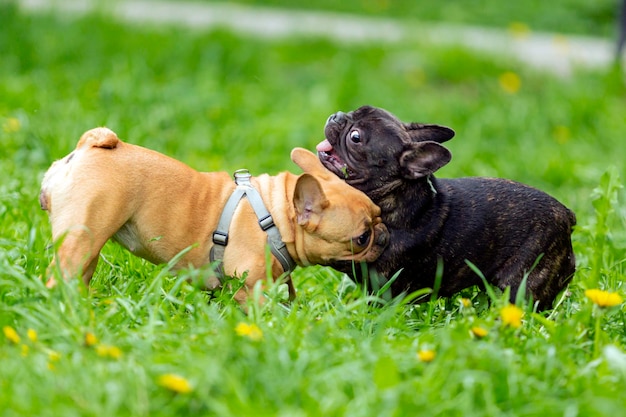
[352,229,371,249]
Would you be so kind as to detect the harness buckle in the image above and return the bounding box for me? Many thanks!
[234,169,251,185]
[258,214,274,231]
[212,231,228,246]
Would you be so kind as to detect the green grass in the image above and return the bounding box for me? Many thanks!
[2,2,626,416]
[199,0,619,38]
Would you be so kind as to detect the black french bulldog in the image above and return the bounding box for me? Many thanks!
[317,106,576,310]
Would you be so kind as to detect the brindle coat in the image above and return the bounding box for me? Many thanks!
[317,106,576,310]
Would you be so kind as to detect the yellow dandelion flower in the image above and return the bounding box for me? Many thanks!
[470,326,489,338]
[553,125,570,145]
[21,344,29,357]
[3,117,21,133]
[500,304,523,328]
[84,332,98,347]
[48,351,61,362]
[417,349,436,362]
[498,71,521,94]
[27,329,38,343]
[508,22,531,39]
[96,344,123,359]
[157,373,193,394]
[107,346,122,359]
[460,298,472,308]
[3,326,21,344]
[235,322,263,341]
[585,289,623,308]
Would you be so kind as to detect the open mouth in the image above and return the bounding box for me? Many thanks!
[316,139,352,179]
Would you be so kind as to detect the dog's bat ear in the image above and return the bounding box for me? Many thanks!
[291,147,332,179]
[294,174,330,226]
[399,141,451,179]
[404,123,455,144]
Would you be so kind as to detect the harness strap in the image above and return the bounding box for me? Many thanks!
[209,169,296,281]
[209,186,246,278]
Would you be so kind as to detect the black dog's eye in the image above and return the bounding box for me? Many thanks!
[349,130,361,143]
[352,230,371,249]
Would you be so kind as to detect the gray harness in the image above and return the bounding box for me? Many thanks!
[209,169,296,280]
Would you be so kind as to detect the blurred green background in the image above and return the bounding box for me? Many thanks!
[2,0,625,211]
[202,0,618,37]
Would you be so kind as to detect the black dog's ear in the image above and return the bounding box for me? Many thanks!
[404,123,455,144]
[399,141,452,179]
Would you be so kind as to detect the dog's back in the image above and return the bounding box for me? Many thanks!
[436,177,575,309]
[318,105,576,309]
[371,175,576,310]
[40,128,120,211]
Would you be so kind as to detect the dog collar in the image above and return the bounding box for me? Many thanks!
[210,169,297,281]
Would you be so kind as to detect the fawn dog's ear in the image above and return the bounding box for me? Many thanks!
[291,147,333,180]
[293,174,329,227]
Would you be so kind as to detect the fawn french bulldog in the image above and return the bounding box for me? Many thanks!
[317,106,575,310]
[41,127,389,303]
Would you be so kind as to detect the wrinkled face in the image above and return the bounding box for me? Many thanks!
[298,177,390,266]
[317,106,455,195]
[318,107,404,191]
[290,147,390,268]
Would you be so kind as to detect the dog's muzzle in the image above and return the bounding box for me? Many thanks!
[327,111,347,126]
[364,223,389,262]
[375,223,389,248]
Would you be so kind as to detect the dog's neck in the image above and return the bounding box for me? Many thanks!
[251,173,307,265]
[374,176,441,227]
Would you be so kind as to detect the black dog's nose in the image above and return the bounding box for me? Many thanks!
[376,224,390,248]
[329,111,347,125]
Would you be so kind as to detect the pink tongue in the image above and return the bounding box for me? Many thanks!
[316,139,333,152]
